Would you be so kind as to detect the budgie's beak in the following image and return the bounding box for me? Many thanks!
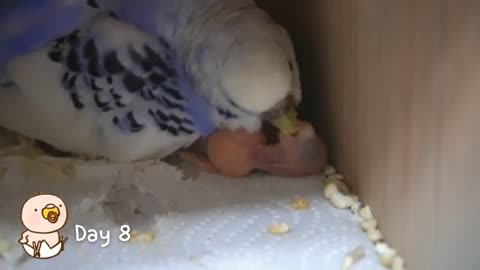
[270,109,299,135]
[261,95,299,135]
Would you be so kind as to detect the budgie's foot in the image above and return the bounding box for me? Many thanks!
[253,122,328,177]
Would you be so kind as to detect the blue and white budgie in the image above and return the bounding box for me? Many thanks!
[0,0,301,162]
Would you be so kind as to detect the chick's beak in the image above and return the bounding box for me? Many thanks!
[42,204,60,224]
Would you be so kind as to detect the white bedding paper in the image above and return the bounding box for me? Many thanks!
[0,155,386,270]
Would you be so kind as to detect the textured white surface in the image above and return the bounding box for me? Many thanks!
[0,156,386,270]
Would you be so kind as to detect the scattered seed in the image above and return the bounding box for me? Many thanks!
[342,246,366,270]
[375,242,397,267]
[289,197,311,210]
[322,165,406,269]
[268,223,290,235]
[392,255,406,270]
[360,218,378,231]
[366,228,383,242]
[324,182,339,199]
[325,177,350,194]
[349,201,361,214]
[331,192,356,209]
[359,206,373,220]
[129,230,156,243]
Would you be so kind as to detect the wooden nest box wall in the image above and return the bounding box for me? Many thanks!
[257,1,480,269]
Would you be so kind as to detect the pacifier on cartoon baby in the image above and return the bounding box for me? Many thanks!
[19,194,68,259]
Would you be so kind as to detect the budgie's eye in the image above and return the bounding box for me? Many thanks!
[34,209,37,212]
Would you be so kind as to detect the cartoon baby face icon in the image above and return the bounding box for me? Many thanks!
[19,194,68,259]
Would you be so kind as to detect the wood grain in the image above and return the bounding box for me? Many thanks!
[257,1,480,269]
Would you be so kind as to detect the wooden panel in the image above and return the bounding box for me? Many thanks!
[257,1,480,269]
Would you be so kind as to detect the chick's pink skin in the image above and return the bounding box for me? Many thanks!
[181,121,327,177]
[253,122,328,176]
[207,129,266,177]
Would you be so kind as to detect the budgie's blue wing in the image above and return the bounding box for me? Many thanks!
[2,14,207,161]
[0,0,97,76]
[0,0,176,78]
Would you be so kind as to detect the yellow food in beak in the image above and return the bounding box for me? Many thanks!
[270,109,299,135]
[42,205,60,223]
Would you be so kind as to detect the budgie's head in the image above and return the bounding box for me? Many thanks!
[221,46,297,117]
[185,11,302,133]
[220,42,300,120]
[218,24,302,129]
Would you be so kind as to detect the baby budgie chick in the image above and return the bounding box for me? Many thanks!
[184,121,328,177]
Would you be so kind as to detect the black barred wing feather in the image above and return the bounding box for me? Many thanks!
[47,14,195,137]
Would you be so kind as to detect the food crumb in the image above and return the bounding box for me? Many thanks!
[342,246,365,270]
[322,164,407,269]
[325,177,350,194]
[360,218,378,231]
[359,206,373,220]
[289,197,311,210]
[129,230,156,243]
[366,228,383,242]
[375,242,397,267]
[267,223,290,235]
[392,255,406,270]
[324,182,339,199]
[330,192,356,209]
